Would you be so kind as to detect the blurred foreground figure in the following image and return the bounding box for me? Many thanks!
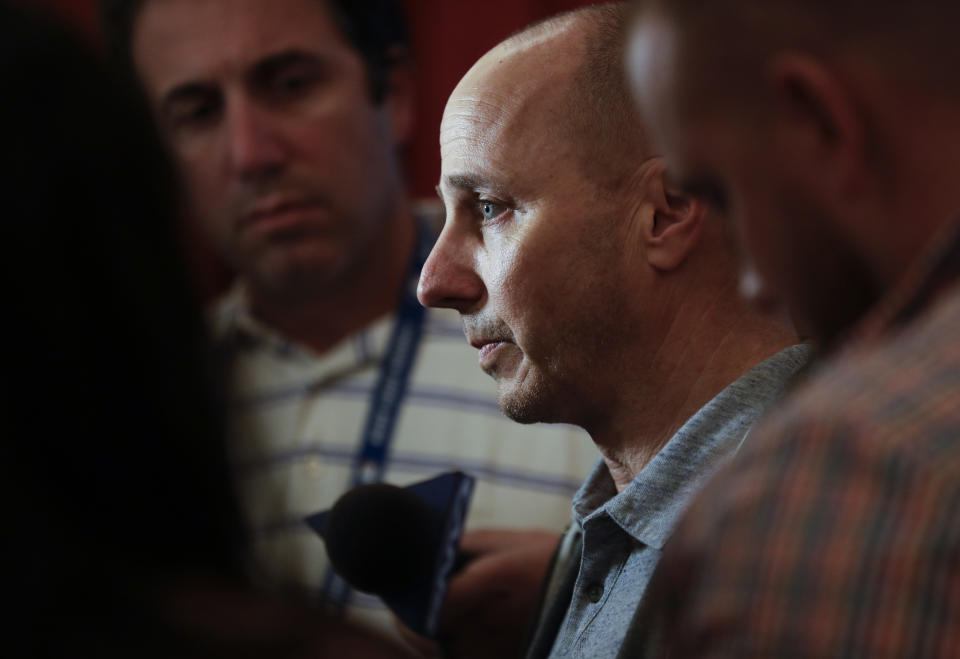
[417,4,808,657]
[628,0,960,655]
[0,3,413,656]
[103,0,597,638]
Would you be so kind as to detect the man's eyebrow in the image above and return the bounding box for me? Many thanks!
[160,50,322,107]
[441,174,507,197]
[160,81,216,115]
[250,49,322,80]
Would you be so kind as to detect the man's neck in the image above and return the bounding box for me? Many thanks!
[244,204,417,355]
[588,291,798,493]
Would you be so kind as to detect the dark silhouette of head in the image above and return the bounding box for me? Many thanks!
[1,4,245,655]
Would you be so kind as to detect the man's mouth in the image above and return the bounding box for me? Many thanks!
[477,341,505,360]
[469,338,510,367]
[243,196,326,229]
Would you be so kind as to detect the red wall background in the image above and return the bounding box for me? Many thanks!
[401,0,597,198]
[37,0,599,296]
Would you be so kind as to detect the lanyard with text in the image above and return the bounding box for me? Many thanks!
[324,220,435,606]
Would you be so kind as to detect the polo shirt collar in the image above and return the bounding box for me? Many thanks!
[571,344,812,550]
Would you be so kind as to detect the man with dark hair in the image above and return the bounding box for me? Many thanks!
[108,0,598,638]
[417,4,809,657]
[627,0,960,655]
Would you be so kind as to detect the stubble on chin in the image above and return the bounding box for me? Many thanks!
[496,361,551,425]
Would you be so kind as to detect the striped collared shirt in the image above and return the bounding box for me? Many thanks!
[212,286,598,636]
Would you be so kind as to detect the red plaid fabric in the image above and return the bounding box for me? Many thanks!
[638,223,960,658]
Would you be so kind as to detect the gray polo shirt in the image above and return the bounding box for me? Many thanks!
[543,345,812,658]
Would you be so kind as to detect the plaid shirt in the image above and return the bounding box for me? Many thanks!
[622,221,960,658]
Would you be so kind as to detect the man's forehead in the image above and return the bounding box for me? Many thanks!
[133,0,345,94]
[439,44,580,187]
[446,25,585,125]
[439,93,566,202]
[441,85,520,151]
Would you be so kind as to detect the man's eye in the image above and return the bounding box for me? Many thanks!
[479,200,508,221]
[275,72,315,96]
[262,64,323,101]
[167,98,220,130]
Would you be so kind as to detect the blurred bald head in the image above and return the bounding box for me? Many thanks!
[638,0,960,96]
[629,0,960,347]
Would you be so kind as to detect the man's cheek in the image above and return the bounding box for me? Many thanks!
[483,246,525,305]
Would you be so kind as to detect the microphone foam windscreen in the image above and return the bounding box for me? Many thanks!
[322,482,436,596]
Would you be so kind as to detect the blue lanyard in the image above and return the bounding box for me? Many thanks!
[324,220,434,605]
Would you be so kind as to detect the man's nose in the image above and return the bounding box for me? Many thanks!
[225,99,286,181]
[417,224,485,312]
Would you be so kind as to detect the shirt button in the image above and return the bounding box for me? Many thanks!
[586,583,604,603]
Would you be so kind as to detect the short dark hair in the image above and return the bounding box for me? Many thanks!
[99,0,410,103]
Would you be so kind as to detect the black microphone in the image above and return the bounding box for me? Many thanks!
[305,471,475,636]
[322,482,436,596]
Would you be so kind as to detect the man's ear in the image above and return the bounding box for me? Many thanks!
[766,52,865,196]
[640,161,707,272]
[383,46,415,146]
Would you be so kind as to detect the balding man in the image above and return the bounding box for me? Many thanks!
[627,0,960,656]
[416,5,809,658]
